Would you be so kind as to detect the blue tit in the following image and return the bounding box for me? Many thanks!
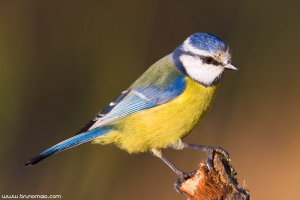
[24,32,237,177]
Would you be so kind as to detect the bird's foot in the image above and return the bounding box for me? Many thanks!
[184,143,231,172]
[205,147,230,171]
[174,170,197,193]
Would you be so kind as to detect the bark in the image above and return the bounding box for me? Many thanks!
[178,154,250,200]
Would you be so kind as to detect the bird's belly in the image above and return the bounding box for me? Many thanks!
[93,78,219,153]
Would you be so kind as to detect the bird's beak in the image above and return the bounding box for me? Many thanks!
[224,63,238,70]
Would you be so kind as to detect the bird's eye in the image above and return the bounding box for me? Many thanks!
[204,57,214,64]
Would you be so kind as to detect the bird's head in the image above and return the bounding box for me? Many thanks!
[172,32,237,86]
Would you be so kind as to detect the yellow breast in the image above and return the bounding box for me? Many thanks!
[92,77,219,153]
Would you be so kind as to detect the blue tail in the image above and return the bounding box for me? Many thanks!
[24,126,112,166]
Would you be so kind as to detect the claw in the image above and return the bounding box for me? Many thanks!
[205,147,231,171]
[174,170,197,193]
[205,152,215,171]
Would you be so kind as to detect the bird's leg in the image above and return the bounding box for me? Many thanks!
[150,148,183,176]
[183,142,230,171]
[150,148,196,193]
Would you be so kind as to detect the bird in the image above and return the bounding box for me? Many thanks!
[24,32,237,179]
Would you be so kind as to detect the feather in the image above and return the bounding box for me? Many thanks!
[24,126,112,166]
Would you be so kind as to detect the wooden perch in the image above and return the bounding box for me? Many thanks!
[177,154,250,200]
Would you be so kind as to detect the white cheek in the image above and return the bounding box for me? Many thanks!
[180,54,224,85]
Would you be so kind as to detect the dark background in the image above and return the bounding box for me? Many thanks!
[1,0,300,199]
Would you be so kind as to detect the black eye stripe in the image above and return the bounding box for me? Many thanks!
[183,52,223,66]
[199,55,222,66]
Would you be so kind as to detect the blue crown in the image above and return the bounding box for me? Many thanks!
[188,32,228,52]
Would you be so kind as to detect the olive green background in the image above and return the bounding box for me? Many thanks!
[1,0,300,199]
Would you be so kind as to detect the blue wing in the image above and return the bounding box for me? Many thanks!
[85,75,187,130]
[75,90,131,135]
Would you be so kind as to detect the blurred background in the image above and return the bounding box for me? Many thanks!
[1,0,299,199]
